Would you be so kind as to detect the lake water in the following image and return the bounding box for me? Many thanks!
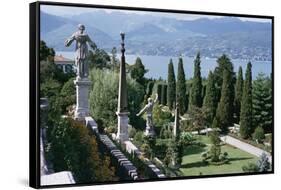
[57,51,272,80]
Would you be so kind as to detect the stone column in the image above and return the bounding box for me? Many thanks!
[116,33,129,142]
[74,78,92,121]
[173,103,180,138]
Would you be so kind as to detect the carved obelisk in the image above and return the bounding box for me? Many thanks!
[116,33,129,142]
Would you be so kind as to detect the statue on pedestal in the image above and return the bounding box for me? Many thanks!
[65,24,95,120]
[65,24,97,79]
[136,93,158,136]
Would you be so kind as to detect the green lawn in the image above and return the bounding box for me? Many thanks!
[179,135,259,176]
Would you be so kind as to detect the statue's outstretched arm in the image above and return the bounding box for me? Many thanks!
[65,34,75,47]
[154,93,158,104]
[87,35,97,50]
[136,105,147,116]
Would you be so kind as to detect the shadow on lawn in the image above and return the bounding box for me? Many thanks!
[181,161,207,169]
[180,157,253,169]
[227,157,253,162]
[183,145,206,155]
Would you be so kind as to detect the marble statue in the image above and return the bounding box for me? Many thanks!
[65,24,97,79]
[136,93,158,136]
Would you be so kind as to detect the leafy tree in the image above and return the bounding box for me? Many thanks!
[188,106,208,134]
[127,77,146,129]
[179,132,196,145]
[177,57,187,115]
[40,41,75,85]
[190,52,203,108]
[40,40,55,62]
[214,69,234,132]
[40,78,61,98]
[167,59,176,110]
[89,69,118,127]
[203,71,217,126]
[240,62,253,139]
[88,48,110,69]
[234,66,243,122]
[111,47,119,70]
[48,118,116,182]
[153,104,173,127]
[59,77,76,113]
[130,57,147,85]
[89,69,145,129]
[252,73,272,133]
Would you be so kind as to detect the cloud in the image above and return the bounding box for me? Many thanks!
[41,5,271,23]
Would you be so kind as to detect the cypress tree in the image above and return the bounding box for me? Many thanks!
[177,57,187,115]
[157,83,162,103]
[146,81,154,96]
[240,62,253,139]
[203,71,217,126]
[213,54,235,106]
[130,57,147,85]
[161,84,167,105]
[234,66,243,122]
[252,73,272,133]
[167,59,176,110]
[214,69,233,132]
[190,52,203,108]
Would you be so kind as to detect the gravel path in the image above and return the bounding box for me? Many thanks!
[220,135,272,163]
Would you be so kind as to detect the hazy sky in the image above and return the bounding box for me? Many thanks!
[41,5,271,23]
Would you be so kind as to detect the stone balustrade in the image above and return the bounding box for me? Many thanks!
[85,116,138,180]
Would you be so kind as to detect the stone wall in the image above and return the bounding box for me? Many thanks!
[123,141,165,179]
[85,117,138,180]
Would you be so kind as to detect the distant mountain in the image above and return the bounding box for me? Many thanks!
[40,10,272,60]
[41,12,115,51]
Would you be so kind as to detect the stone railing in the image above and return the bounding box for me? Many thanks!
[85,117,138,180]
[123,141,166,179]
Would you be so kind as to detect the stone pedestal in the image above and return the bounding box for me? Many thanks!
[144,124,156,137]
[116,112,129,142]
[74,78,92,121]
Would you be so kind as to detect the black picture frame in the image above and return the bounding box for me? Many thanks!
[30,1,274,189]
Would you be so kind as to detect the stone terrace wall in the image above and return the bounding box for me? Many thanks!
[124,141,166,179]
[85,117,138,180]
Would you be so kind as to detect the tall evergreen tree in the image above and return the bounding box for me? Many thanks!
[111,47,119,70]
[130,57,147,85]
[157,83,163,103]
[177,57,187,115]
[190,52,203,108]
[214,69,233,132]
[240,62,253,139]
[203,71,217,126]
[213,54,235,105]
[252,73,272,133]
[167,59,176,110]
[234,66,243,122]
[161,84,167,105]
